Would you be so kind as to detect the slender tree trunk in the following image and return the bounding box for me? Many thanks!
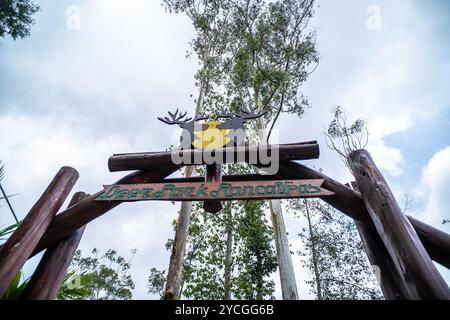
[164,199,193,300]
[164,81,208,300]
[304,199,322,300]
[269,200,299,300]
[257,112,298,300]
[223,202,233,300]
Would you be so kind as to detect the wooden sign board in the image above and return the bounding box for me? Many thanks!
[95,179,334,202]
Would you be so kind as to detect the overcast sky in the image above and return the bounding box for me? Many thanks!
[1,0,449,299]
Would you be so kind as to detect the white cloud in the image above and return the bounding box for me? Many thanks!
[417,146,450,227]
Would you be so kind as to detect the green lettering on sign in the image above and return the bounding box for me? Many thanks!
[96,179,333,202]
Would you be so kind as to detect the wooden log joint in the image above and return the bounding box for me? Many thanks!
[276,160,450,270]
[348,149,450,300]
[0,167,79,298]
[20,192,90,300]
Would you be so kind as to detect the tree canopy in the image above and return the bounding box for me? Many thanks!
[64,248,136,300]
[0,0,39,40]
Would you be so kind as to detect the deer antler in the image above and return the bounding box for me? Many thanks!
[194,113,209,121]
[216,107,236,120]
[240,107,268,120]
[158,109,192,125]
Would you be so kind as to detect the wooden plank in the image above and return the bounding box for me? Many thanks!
[203,164,223,213]
[95,179,334,202]
[276,161,450,269]
[20,192,89,300]
[348,149,450,299]
[108,141,319,172]
[0,167,79,297]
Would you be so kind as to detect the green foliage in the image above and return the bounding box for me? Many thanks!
[181,200,234,300]
[65,248,136,300]
[0,221,19,241]
[1,271,28,300]
[218,0,319,140]
[288,199,382,300]
[324,106,369,171]
[0,0,39,39]
[147,267,166,299]
[233,200,277,299]
[57,271,93,300]
[163,0,318,141]
[173,164,277,300]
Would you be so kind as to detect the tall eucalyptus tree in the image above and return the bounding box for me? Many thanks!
[161,0,318,299]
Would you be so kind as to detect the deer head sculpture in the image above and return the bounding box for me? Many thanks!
[158,107,267,149]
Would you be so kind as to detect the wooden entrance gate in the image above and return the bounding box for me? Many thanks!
[0,141,449,300]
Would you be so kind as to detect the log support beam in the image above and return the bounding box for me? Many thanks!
[4,166,179,259]
[0,167,79,298]
[276,161,450,269]
[345,182,407,300]
[349,149,450,299]
[355,221,407,300]
[20,192,90,300]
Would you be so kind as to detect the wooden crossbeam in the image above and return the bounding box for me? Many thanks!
[29,166,179,257]
[108,141,319,172]
[275,161,450,269]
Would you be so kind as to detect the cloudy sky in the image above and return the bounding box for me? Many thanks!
[1,0,449,299]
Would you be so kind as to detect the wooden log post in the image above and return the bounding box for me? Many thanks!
[0,167,79,298]
[20,192,90,300]
[276,161,450,269]
[355,222,407,300]
[348,149,450,299]
[203,164,222,213]
[346,182,406,300]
